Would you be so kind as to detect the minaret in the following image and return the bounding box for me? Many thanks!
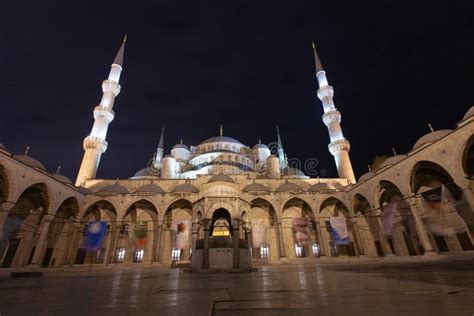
[153,127,165,168]
[313,43,356,184]
[276,126,287,169]
[75,36,126,186]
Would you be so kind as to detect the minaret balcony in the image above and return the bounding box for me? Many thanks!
[83,136,108,152]
[317,85,334,99]
[93,106,115,122]
[328,139,350,154]
[322,110,341,125]
[102,79,121,96]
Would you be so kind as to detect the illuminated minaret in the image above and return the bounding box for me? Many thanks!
[313,43,356,183]
[276,126,287,169]
[153,127,165,168]
[75,36,126,186]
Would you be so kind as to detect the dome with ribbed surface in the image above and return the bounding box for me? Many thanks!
[276,183,303,192]
[14,155,46,170]
[135,184,165,193]
[380,155,407,169]
[200,136,242,145]
[413,130,452,150]
[52,173,73,185]
[243,183,270,192]
[308,183,333,192]
[172,184,199,193]
[98,184,129,194]
[208,174,235,183]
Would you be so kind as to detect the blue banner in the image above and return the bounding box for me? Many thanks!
[85,221,107,251]
[331,229,349,245]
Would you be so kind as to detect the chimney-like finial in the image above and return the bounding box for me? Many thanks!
[312,41,324,73]
[392,148,397,156]
[428,123,434,132]
[220,124,223,137]
[24,146,30,155]
[180,138,183,144]
[368,164,372,172]
[258,139,261,144]
[56,166,62,174]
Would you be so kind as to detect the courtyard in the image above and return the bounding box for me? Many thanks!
[1,257,474,315]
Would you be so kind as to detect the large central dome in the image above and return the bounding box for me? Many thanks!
[199,136,243,145]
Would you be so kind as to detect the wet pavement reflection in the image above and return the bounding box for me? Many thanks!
[1,260,474,315]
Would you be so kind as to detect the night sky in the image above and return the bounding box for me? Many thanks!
[0,1,473,181]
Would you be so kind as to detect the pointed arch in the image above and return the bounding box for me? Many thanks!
[462,135,474,178]
[122,199,158,222]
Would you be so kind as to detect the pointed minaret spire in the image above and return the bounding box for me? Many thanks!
[153,126,165,168]
[313,42,356,184]
[276,126,287,169]
[76,38,125,186]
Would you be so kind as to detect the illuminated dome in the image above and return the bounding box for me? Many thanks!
[208,174,235,183]
[133,167,159,178]
[252,143,268,150]
[173,144,189,150]
[463,106,474,121]
[358,172,375,182]
[200,136,242,145]
[52,173,73,185]
[14,155,46,170]
[135,184,165,193]
[98,184,130,194]
[380,155,407,169]
[413,130,452,150]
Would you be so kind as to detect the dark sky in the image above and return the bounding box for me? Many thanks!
[0,1,472,181]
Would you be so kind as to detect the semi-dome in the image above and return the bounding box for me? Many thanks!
[14,155,46,170]
[52,173,73,185]
[380,155,407,169]
[200,136,242,145]
[204,184,237,197]
[133,167,160,178]
[276,182,303,192]
[98,184,130,194]
[252,143,268,150]
[358,172,375,182]
[308,183,333,192]
[243,183,270,192]
[135,184,165,193]
[413,130,452,150]
[208,174,235,183]
[172,183,199,193]
[463,106,474,121]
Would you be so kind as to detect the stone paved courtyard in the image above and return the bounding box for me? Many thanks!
[1,258,474,315]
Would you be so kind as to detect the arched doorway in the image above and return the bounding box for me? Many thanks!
[42,197,79,267]
[411,161,474,252]
[319,198,357,258]
[161,199,192,264]
[282,198,318,259]
[463,135,474,178]
[1,183,48,268]
[379,181,421,256]
[249,199,279,260]
[211,208,231,236]
[353,194,383,257]
[73,200,117,265]
[121,200,158,264]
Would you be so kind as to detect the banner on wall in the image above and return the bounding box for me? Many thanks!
[421,186,458,235]
[383,202,398,236]
[85,221,107,251]
[293,218,309,245]
[173,220,191,249]
[131,223,148,249]
[329,217,349,245]
[251,219,267,248]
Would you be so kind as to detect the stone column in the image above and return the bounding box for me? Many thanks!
[155,222,163,263]
[409,196,437,256]
[350,218,365,257]
[149,221,159,264]
[202,219,210,269]
[191,222,199,265]
[375,216,395,256]
[276,218,286,258]
[105,222,121,264]
[232,219,240,269]
[315,221,326,257]
[29,214,53,266]
[0,202,10,239]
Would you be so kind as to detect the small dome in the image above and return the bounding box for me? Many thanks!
[135,184,165,193]
[98,184,129,194]
[413,130,452,150]
[282,167,306,177]
[358,172,375,182]
[172,184,199,193]
[276,183,303,192]
[243,183,270,192]
[14,155,46,170]
[308,183,333,192]
[200,136,242,145]
[173,144,189,150]
[208,174,235,183]
[0,143,8,151]
[133,167,160,178]
[252,143,268,150]
[380,155,407,169]
[52,173,73,185]
[463,106,474,121]
[79,187,93,194]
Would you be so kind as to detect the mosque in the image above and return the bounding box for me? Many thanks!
[0,38,472,270]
